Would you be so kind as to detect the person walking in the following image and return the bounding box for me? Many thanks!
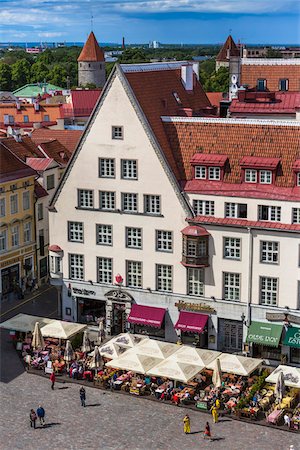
[50,371,56,390]
[80,386,86,407]
[203,422,212,441]
[210,405,219,423]
[183,414,191,434]
[29,409,37,429]
[36,405,45,426]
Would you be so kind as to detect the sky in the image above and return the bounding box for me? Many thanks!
[0,0,299,45]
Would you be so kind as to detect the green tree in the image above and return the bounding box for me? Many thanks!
[30,61,50,83]
[119,48,149,64]
[0,63,12,91]
[48,64,67,87]
[38,48,54,65]
[11,59,31,89]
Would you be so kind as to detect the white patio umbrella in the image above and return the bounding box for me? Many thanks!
[275,370,285,402]
[81,330,91,353]
[64,340,75,362]
[98,320,104,344]
[32,321,45,351]
[212,358,222,388]
[90,345,102,369]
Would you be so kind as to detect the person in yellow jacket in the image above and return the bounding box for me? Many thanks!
[183,414,191,434]
[211,405,219,423]
[215,398,221,410]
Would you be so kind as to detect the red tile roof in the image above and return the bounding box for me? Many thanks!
[240,64,300,91]
[63,89,101,118]
[190,153,228,166]
[216,35,240,62]
[39,140,71,166]
[26,157,54,171]
[34,181,48,198]
[206,92,224,108]
[189,215,300,233]
[124,67,213,180]
[230,91,300,115]
[77,32,105,62]
[240,156,280,169]
[0,136,44,160]
[30,129,82,153]
[0,144,37,183]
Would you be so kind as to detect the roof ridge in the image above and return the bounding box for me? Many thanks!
[161,116,300,127]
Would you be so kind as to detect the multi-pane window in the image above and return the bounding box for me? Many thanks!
[279,79,288,91]
[193,200,215,216]
[297,173,300,186]
[208,167,221,180]
[121,193,138,212]
[23,191,30,210]
[126,261,142,287]
[37,203,43,220]
[188,268,204,296]
[99,158,115,178]
[0,229,7,252]
[96,224,112,246]
[126,227,142,249]
[10,194,18,214]
[258,205,281,222]
[260,241,279,264]
[112,126,123,139]
[121,160,137,179]
[69,254,84,280]
[11,225,19,247]
[97,257,112,283]
[257,79,266,91]
[46,174,55,190]
[23,222,31,243]
[223,272,240,301]
[260,277,278,306]
[292,208,300,224]
[156,264,172,292]
[245,169,257,183]
[144,195,161,215]
[195,166,206,179]
[0,198,5,217]
[78,189,93,208]
[68,221,84,242]
[99,191,115,210]
[156,230,173,252]
[187,239,197,257]
[259,170,272,184]
[225,202,247,219]
[223,237,241,260]
[50,255,61,274]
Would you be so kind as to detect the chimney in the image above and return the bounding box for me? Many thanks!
[181,64,194,91]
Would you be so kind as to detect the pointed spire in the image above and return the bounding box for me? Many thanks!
[78,32,105,62]
[216,35,240,62]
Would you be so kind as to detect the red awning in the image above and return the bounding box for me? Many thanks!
[127,304,166,328]
[175,311,208,334]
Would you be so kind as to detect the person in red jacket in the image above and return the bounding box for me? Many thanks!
[50,371,56,390]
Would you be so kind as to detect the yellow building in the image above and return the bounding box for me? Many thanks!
[0,145,37,300]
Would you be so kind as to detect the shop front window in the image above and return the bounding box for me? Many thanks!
[77,298,106,325]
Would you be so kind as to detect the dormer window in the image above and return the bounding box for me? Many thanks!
[297,173,300,186]
[195,166,206,179]
[241,156,280,185]
[208,167,220,180]
[259,170,272,184]
[191,154,228,182]
[245,169,257,183]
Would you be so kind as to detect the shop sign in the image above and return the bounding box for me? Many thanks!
[175,300,215,314]
[0,257,20,269]
[104,289,134,302]
[266,312,300,325]
[72,287,96,296]
[247,333,278,345]
[287,332,300,347]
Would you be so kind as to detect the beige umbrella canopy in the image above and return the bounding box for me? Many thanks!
[169,346,221,367]
[81,330,91,353]
[266,365,300,389]
[148,358,203,383]
[64,340,75,362]
[106,349,162,375]
[134,339,178,359]
[99,342,128,360]
[207,353,263,376]
[41,320,86,339]
[0,314,52,333]
[89,345,102,369]
[32,321,45,351]
[111,333,149,348]
[212,358,222,388]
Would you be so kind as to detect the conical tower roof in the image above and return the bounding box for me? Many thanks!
[216,35,240,62]
[78,32,105,62]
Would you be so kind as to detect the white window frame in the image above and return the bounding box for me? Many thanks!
[225,202,247,219]
[10,194,18,214]
[156,230,173,252]
[96,224,112,246]
[0,229,7,252]
[126,260,142,288]
[50,255,61,274]
[99,191,115,211]
[193,200,215,216]
[121,193,138,212]
[23,221,31,243]
[223,272,241,301]
[292,208,300,224]
[11,225,19,247]
[297,173,300,186]
[260,276,278,306]
[121,160,138,180]
[208,167,221,180]
[68,221,84,243]
[112,126,123,140]
[259,170,272,184]
[99,158,115,178]
[23,191,30,210]
[69,254,84,280]
[78,189,93,208]
[195,166,207,179]
[156,264,173,292]
[260,241,279,264]
[46,174,55,190]
[0,198,5,217]
[144,195,161,215]
[258,205,281,222]
[245,169,257,183]
[279,78,288,91]
[126,227,142,249]
[187,268,204,296]
[257,79,266,91]
[97,257,112,284]
[223,237,241,260]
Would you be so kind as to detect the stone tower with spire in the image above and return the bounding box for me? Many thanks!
[78,32,106,88]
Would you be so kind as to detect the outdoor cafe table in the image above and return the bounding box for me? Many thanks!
[266,409,283,425]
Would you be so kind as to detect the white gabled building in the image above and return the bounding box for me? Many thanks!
[49,62,300,366]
